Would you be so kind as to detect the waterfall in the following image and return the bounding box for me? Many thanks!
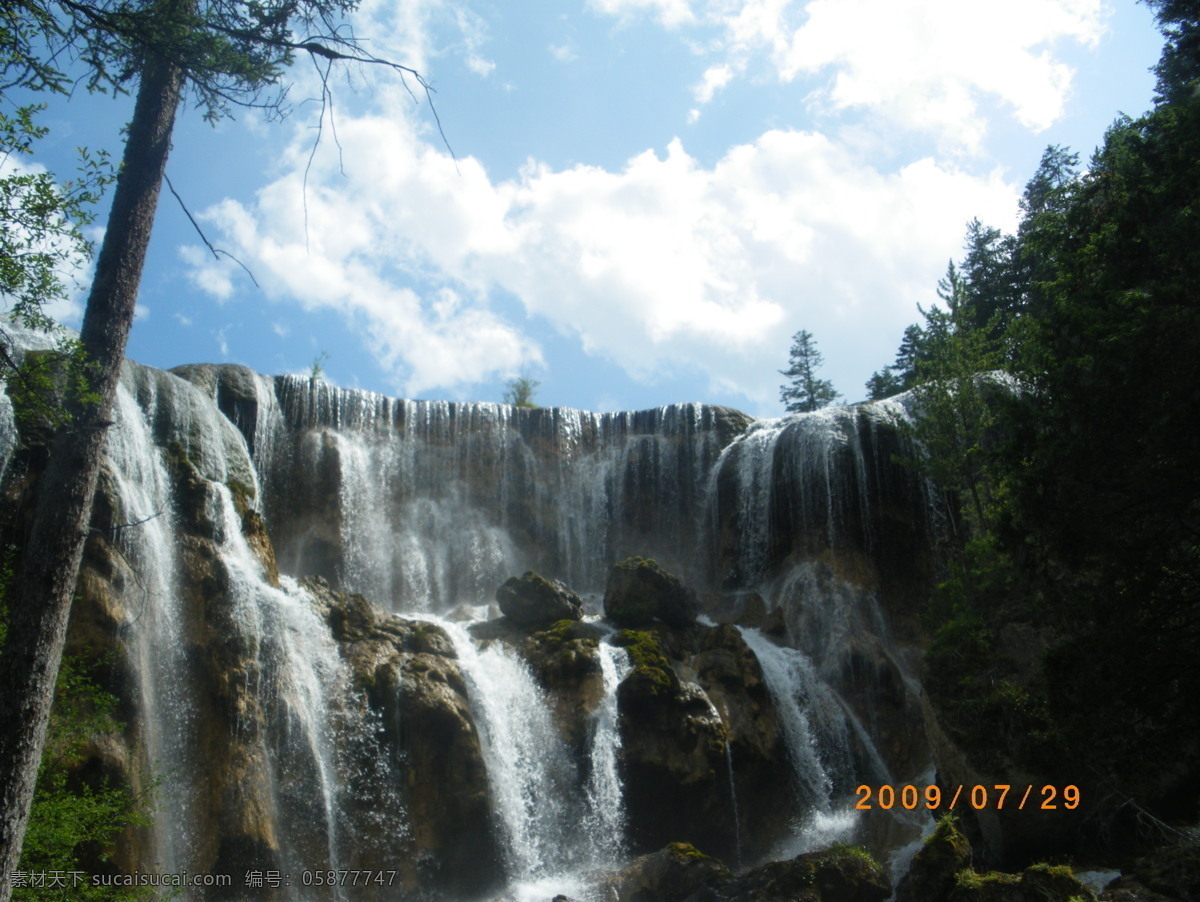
[738,628,857,833]
[437,620,580,882]
[105,375,196,872]
[0,330,941,898]
[209,483,350,875]
[251,379,737,610]
[583,639,633,866]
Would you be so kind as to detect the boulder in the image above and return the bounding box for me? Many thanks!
[520,619,605,750]
[495,570,584,627]
[605,557,699,628]
[895,815,973,902]
[605,842,733,902]
[722,845,890,902]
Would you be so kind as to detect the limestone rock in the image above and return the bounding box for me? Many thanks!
[614,628,733,859]
[303,576,503,898]
[520,619,605,749]
[496,570,584,627]
[605,557,699,628]
[721,845,890,902]
[605,842,733,902]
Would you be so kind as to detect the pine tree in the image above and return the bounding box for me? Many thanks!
[779,330,840,413]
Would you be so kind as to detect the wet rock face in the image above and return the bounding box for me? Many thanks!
[611,619,792,865]
[605,557,699,628]
[520,619,606,752]
[306,577,504,899]
[496,570,585,627]
[612,627,732,859]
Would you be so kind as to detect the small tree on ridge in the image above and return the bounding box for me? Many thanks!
[779,329,840,413]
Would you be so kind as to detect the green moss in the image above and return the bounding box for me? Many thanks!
[667,842,717,861]
[614,628,676,695]
[955,869,1019,890]
[823,843,879,868]
[1025,863,1076,880]
[534,618,578,646]
[615,628,667,669]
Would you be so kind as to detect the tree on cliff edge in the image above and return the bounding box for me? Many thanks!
[779,329,840,413]
[0,4,434,891]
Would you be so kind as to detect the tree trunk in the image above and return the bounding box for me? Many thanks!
[0,45,185,897]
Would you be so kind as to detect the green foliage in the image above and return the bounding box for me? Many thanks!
[0,102,112,428]
[779,329,840,412]
[502,374,540,408]
[2,0,364,123]
[880,0,1200,839]
[309,350,329,381]
[1,557,151,901]
[0,106,112,327]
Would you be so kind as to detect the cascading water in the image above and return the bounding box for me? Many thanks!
[252,379,739,607]
[583,639,634,866]
[437,620,579,882]
[209,482,351,877]
[106,375,196,873]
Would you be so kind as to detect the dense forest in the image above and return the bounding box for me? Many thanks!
[866,0,1200,861]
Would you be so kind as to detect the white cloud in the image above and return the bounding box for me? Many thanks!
[183,104,1018,408]
[174,312,194,327]
[694,63,735,104]
[589,0,696,28]
[604,0,1107,147]
[550,42,579,62]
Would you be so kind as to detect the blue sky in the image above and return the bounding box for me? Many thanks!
[8,0,1165,415]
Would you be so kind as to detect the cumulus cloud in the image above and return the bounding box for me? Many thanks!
[657,0,1106,147]
[183,101,1018,407]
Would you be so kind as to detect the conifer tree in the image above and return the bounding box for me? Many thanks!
[779,330,840,413]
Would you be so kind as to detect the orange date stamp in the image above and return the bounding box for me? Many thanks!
[854,784,1081,811]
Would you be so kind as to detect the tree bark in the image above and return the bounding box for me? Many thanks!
[0,43,185,897]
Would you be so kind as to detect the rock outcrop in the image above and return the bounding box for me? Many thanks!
[496,570,584,627]
[896,816,1096,902]
[306,577,503,898]
[605,556,699,628]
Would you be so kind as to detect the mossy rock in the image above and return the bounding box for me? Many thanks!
[949,869,1023,902]
[723,844,888,902]
[604,842,732,901]
[614,628,678,698]
[896,815,973,902]
[604,556,698,628]
[1018,863,1094,901]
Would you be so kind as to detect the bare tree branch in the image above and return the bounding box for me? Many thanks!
[163,171,260,288]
